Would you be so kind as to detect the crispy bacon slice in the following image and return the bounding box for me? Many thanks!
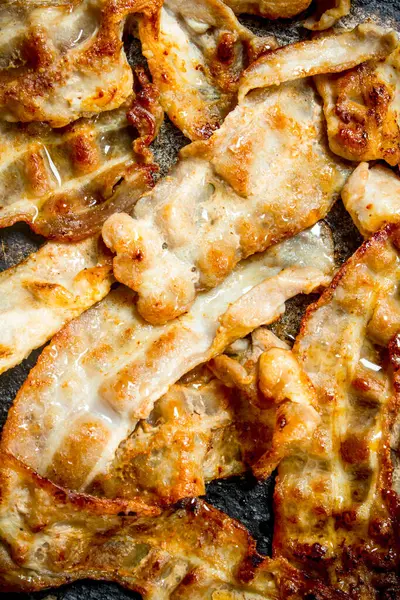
[0,236,113,375]
[315,46,400,165]
[304,0,351,31]
[239,24,398,100]
[222,0,312,19]
[138,0,276,141]
[0,0,159,126]
[102,78,349,325]
[2,225,334,500]
[0,452,311,597]
[274,225,400,597]
[342,162,400,238]
[0,94,158,240]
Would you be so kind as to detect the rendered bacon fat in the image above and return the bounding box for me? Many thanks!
[2,226,334,499]
[239,24,398,100]
[0,92,158,241]
[103,79,349,325]
[274,225,400,597]
[0,0,160,126]
[139,0,276,140]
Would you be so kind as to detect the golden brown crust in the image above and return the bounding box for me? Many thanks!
[0,87,159,240]
[0,0,161,126]
[274,224,400,597]
[316,47,400,165]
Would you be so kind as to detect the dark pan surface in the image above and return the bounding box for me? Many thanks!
[0,0,397,597]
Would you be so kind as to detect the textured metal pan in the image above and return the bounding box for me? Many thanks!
[1,0,398,598]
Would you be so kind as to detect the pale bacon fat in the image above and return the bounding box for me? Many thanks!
[239,24,398,100]
[0,91,158,241]
[315,46,400,165]
[304,0,351,31]
[0,0,160,126]
[0,452,317,598]
[342,162,400,238]
[102,79,349,325]
[222,0,312,20]
[0,236,113,375]
[138,0,276,140]
[1,225,334,499]
[274,225,400,597]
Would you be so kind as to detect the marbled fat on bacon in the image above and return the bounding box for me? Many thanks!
[2,226,334,501]
[103,79,350,325]
[274,225,400,598]
[0,0,160,126]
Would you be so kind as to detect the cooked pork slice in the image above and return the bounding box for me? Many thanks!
[0,90,159,240]
[316,46,400,165]
[0,452,312,598]
[239,24,398,99]
[103,79,350,325]
[342,162,400,237]
[0,0,159,126]
[274,224,400,597]
[304,0,351,31]
[139,0,276,140]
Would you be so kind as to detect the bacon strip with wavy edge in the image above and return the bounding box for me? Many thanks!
[0,0,161,126]
[341,162,400,238]
[315,45,400,165]
[1,225,335,502]
[138,0,276,141]
[238,24,398,100]
[304,0,351,30]
[102,78,350,326]
[0,452,344,598]
[0,78,161,240]
[274,224,400,598]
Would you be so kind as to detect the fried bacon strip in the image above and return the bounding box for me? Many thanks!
[239,24,398,99]
[342,162,400,238]
[0,0,160,126]
[222,0,312,20]
[0,451,339,598]
[2,226,334,500]
[102,78,349,325]
[304,0,351,31]
[274,225,400,597]
[0,91,158,241]
[0,236,113,375]
[139,0,276,140]
[315,46,400,165]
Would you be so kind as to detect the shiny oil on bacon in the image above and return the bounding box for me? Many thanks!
[274,224,400,598]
